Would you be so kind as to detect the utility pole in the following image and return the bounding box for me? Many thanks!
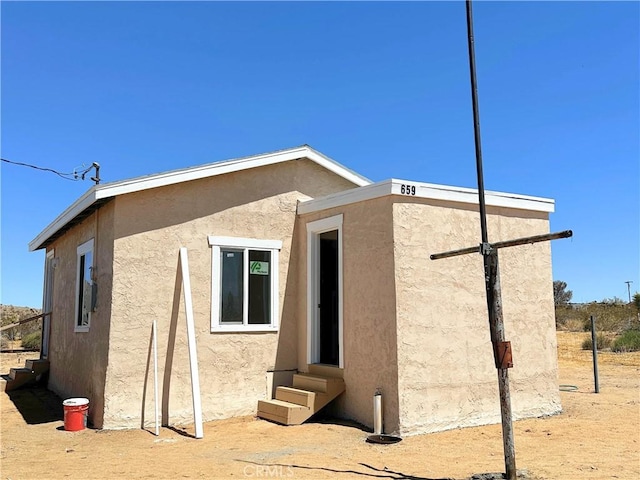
[430,2,573,479]
[625,281,632,303]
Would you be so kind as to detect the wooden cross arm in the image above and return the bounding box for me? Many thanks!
[430,229,573,260]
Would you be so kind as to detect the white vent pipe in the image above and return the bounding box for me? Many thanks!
[373,389,383,435]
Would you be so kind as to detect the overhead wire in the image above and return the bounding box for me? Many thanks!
[1,157,94,181]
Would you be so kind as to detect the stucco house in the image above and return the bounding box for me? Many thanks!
[26,145,561,435]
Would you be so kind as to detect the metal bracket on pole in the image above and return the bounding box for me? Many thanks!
[495,341,513,369]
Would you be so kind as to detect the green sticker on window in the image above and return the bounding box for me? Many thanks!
[249,261,269,275]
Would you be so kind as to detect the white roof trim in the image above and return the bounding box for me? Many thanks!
[29,146,371,251]
[28,187,98,252]
[94,145,370,199]
[297,179,555,215]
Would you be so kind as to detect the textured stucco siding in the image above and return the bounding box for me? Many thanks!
[103,159,357,429]
[297,196,400,433]
[46,202,115,428]
[392,199,560,436]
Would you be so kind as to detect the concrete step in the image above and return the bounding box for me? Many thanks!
[308,364,344,379]
[292,373,329,393]
[25,359,49,375]
[292,373,344,394]
[5,368,37,392]
[258,373,346,426]
[257,399,311,425]
[9,367,32,381]
[275,386,315,408]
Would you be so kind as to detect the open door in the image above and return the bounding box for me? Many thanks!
[307,215,343,368]
[318,230,339,365]
[42,250,55,359]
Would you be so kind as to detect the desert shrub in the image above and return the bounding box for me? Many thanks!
[581,333,612,351]
[556,302,632,332]
[21,331,41,350]
[612,330,640,352]
[580,301,634,333]
[554,284,639,332]
[19,317,42,338]
[555,305,579,329]
[2,325,19,341]
[1,305,42,341]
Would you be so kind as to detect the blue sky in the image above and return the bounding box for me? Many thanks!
[1,1,638,307]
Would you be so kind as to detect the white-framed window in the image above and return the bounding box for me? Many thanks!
[75,239,94,333]
[208,236,282,332]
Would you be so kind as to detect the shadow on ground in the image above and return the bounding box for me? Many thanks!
[310,416,371,433]
[5,385,63,425]
[238,460,458,480]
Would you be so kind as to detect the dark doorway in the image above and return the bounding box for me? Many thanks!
[319,230,339,366]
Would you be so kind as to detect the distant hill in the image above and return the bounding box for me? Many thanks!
[1,305,43,349]
[1,304,42,325]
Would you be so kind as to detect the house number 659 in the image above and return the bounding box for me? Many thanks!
[400,184,416,196]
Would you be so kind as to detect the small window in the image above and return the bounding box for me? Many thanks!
[209,236,281,332]
[75,239,94,332]
[220,249,244,323]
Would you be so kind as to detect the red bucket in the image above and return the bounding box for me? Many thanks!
[63,398,89,431]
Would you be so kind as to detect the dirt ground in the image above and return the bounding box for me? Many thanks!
[1,332,638,480]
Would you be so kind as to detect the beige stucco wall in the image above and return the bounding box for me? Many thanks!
[102,159,358,429]
[392,198,560,436]
[297,196,401,433]
[46,202,115,428]
[297,195,559,435]
[44,161,559,435]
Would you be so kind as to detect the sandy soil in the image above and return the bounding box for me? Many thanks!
[1,332,638,480]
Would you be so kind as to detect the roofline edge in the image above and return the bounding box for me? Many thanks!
[297,178,555,215]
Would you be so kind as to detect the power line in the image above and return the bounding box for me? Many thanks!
[1,157,95,182]
[2,157,79,180]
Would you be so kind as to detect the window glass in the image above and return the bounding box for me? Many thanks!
[248,250,271,324]
[209,236,281,332]
[81,251,93,326]
[220,249,243,323]
[76,240,94,331]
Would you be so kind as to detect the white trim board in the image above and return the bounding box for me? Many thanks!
[29,146,371,252]
[207,236,282,250]
[178,247,204,439]
[297,179,555,215]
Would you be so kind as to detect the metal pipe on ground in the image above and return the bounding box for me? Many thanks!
[590,315,600,394]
